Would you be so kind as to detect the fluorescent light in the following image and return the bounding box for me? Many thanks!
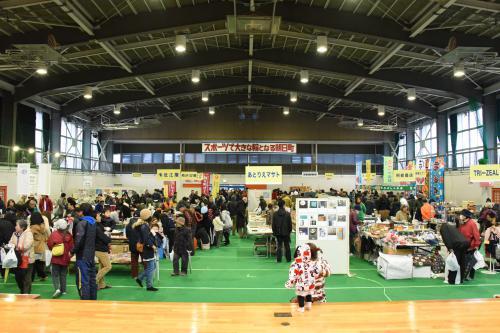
[28,148,35,154]
[407,88,416,101]
[191,69,200,83]
[290,91,297,103]
[54,152,60,158]
[12,145,20,152]
[316,36,328,54]
[83,86,93,99]
[453,62,465,78]
[377,105,385,116]
[283,107,290,116]
[357,118,363,127]
[134,118,140,125]
[202,91,209,102]
[209,106,215,115]
[175,35,187,53]
[113,105,121,115]
[36,65,47,75]
[300,70,309,84]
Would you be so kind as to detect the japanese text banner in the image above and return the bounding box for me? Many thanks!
[470,164,500,182]
[203,142,296,154]
[245,166,282,185]
[157,169,181,180]
[393,169,416,182]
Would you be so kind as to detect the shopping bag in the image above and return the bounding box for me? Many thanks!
[444,252,460,285]
[473,250,486,270]
[0,248,5,263]
[44,249,52,267]
[2,248,18,269]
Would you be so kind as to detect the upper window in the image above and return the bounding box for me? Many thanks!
[414,120,437,159]
[448,108,484,168]
[60,118,83,169]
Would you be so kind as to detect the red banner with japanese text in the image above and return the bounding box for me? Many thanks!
[202,142,296,153]
[163,181,176,198]
[201,173,211,196]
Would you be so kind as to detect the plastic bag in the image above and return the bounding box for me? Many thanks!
[473,250,486,270]
[44,249,52,266]
[2,248,18,269]
[444,252,460,285]
[0,247,5,263]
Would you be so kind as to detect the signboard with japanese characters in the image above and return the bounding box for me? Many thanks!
[245,166,282,185]
[301,171,319,177]
[380,185,416,191]
[181,171,203,181]
[383,156,393,184]
[202,142,296,154]
[392,169,416,182]
[470,164,500,182]
[156,169,181,180]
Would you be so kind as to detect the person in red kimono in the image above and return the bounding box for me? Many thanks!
[38,195,53,221]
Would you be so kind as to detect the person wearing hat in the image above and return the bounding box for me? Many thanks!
[133,208,158,291]
[171,216,192,276]
[47,219,74,298]
[457,209,481,282]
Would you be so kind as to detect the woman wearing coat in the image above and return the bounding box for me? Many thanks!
[29,212,50,281]
[9,219,35,294]
[47,219,74,298]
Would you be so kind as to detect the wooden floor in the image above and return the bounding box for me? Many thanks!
[0,298,498,332]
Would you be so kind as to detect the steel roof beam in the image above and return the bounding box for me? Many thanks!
[454,0,500,12]
[410,0,457,38]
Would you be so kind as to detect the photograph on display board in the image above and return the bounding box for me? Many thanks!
[299,228,309,240]
[327,227,337,236]
[318,214,326,222]
[318,227,327,239]
[327,214,337,225]
[337,227,344,240]
[298,200,308,209]
[337,215,347,222]
[300,215,308,220]
[337,199,347,207]
[318,201,327,209]
[309,201,318,209]
[327,200,337,209]
[309,227,318,240]
[310,219,317,226]
[299,219,309,227]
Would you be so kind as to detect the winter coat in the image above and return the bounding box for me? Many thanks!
[220,210,233,230]
[95,223,111,253]
[285,244,320,296]
[213,217,224,232]
[125,218,140,253]
[9,229,35,264]
[312,252,332,303]
[133,219,155,260]
[0,218,15,246]
[30,223,49,255]
[38,197,53,213]
[72,216,97,261]
[174,225,192,254]
[47,230,74,266]
[101,217,116,231]
[458,219,481,251]
[272,208,292,237]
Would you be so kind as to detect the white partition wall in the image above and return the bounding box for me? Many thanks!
[295,197,350,274]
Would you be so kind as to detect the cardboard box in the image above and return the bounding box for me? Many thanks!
[383,246,413,256]
[110,244,129,255]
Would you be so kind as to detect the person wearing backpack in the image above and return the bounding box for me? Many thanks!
[47,219,74,298]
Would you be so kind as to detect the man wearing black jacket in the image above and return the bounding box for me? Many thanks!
[133,209,158,291]
[272,200,292,263]
[71,203,97,300]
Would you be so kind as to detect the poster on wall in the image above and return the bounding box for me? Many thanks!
[245,166,282,185]
[383,156,393,184]
[429,157,445,202]
[37,163,51,195]
[295,197,350,274]
[17,163,30,196]
[83,175,93,189]
[201,172,211,196]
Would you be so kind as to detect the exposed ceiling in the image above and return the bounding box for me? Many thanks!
[0,0,499,130]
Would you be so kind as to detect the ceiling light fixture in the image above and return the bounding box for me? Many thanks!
[54,152,60,158]
[453,62,465,78]
[134,118,140,125]
[316,35,328,54]
[36,64,47,75]
[28,148,35,154]
[209,106,215,115]
[290,91,298,103]
[83,86,93,99]
[377,105,385,116]
[12,145,20,152]
[300,70,309,84]
[113,105,121,115]
[202,91,209,102]
[407,88,416,101]
[175,35,187,53]
[191,69,200,83]
[283,107,290,116]
[357,118,363,127]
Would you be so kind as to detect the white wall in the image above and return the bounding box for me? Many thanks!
[444,170,496,205]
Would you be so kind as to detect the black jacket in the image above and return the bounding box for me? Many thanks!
[72,216,97,261]
[125,217,140,253]
[0,218,15,246]
[101,217,116,231]
[121,205,132,219]
[376,198,391,211]
[174,226,192,254]
[272,208,292,237]
[95,223,111,253]
[133,219,155,260]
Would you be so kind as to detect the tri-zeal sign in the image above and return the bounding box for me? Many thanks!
[470,164,500,182]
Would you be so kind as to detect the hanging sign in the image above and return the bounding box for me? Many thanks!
[181,171,202,181]
[201,172,211,196]
[202,142,296,154]
[430,157,446,202]
[245,166,282,185]
[211,174,221,197]
[82,175,93,188]
[393,169,416,182]
[17,163,30,196]
[470,164,500,182]
[156,169,181,180]
[163,181,176,198]
[380,185,416,191]
[302,171,319,177]
[325,172,335,180]
[37,163,51,195]
[383,156,394,184]
[355,161,363,185]
[132,173,142,178]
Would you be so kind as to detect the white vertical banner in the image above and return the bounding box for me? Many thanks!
[37,163,52,195]
[17,163,31,196]
[83,176,93,189]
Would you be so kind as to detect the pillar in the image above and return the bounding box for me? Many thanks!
[50,112,61,161]
[483,94,498,163]
[405,127,415,162]
[82,129,91,171]
[0,92,17,163]
[436,112,447,157]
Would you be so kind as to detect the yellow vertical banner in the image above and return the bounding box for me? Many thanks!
[366,159,371,174]
[212,174,221,197]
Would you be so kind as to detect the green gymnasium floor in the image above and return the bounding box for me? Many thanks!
[1,236,499,302]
